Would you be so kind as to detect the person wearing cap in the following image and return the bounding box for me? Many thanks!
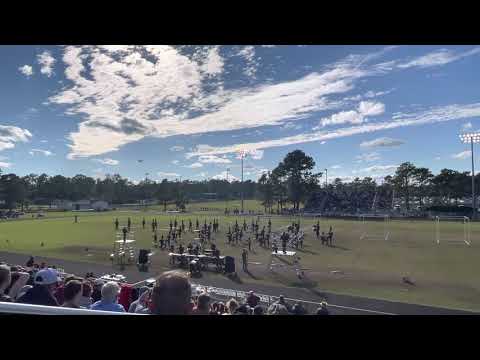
[89,281,125,312]
[128,286,150,313]
[16,268,61,306]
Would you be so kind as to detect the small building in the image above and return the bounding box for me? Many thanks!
[91,200,110,211]
[54,199,110,211]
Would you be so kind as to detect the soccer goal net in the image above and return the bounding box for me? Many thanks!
[358,214,390,241]
[434,216,471,246]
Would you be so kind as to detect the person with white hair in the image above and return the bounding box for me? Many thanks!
[89,281,125,312]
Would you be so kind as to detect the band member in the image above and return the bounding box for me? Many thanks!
[142,218,146,229]
[178,244,184,255]
[74,215,78,223]
[151,220,155,232]
[242,249,248,271]
[122,226,128,243]
[248,237,252,251]
[328,228,334,246]
[321,232,327,245]
[127,217,131,230]
[115,218,119,230]
[153,232,158,247]
[170,220,173,231]
[196,219,199,229]
[174,219,178,229]
[160,234,165,249]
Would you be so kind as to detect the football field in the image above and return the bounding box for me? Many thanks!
[1,202,480,311]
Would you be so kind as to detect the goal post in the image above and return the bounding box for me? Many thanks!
[435,216,471,246]
[358,214,390,241]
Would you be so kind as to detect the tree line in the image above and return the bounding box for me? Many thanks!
[0,150,474,213]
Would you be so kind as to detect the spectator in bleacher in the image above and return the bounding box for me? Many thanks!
[150,271,192,315]
[89,281,125,312]
[253,305,264,315]
[267,303,289,315]
[16,268,61,307]
[78,281,93,308]
[0,264,12,302]
[274,295,291,312]
[234,303,251,315]
[224,298,238,315]
[316,302,329,315]
[246,290,260,308]
[62,280,84,309]
[91,279,104,303]
[4,268,30,301]
[128,286,149,313]
[55,274,83,305]
[192,292,211,315]
[292,303,307,315]
[26,256,34,268]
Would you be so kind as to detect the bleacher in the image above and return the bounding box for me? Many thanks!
[0,258,336,315]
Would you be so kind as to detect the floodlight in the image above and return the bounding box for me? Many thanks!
[460,132,480,144]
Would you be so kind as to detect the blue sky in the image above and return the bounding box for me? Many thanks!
[1,45,480,183]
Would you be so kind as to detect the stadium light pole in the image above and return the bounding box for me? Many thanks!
[459,132,480,221]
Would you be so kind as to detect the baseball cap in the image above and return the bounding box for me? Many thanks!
[34,268,62,285]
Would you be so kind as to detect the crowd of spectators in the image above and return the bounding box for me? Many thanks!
[0,257,329,315]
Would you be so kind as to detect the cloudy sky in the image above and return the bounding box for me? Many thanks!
[1,45,479,182]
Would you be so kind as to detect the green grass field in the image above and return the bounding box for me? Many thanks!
[1,200,480,311]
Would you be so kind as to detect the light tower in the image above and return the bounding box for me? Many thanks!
[459,132,480,220]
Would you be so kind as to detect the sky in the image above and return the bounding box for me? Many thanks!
[1,45,480,183]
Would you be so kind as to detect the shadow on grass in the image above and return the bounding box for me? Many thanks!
[331,245,350,251]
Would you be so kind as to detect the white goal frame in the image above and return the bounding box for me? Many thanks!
[435,216,471,246]
[358,214,390,241]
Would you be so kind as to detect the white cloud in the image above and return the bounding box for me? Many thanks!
[0,125,33,151]
[261,45,276,48]
[360,137,404,148]
[249,149,264,160]
[451,150,471,160]
[198,155,231,164]
[187,103,480,157]
[48,46,384,158]
[201,46,224,76]
[397,48,480,69]
[0,161,12,168]
[171,160,180,165]
[355,152,381,162]
[186,162,203,168]
[434,156,441,161]
[331,165,342,169]
[361,164,398,173]
[169,146,185,152]
[320,141,326,145]
[462,122,473,130]
[40,140,48,143]
[29,149,54,156]
[157,171,180,178]
[212,171,239,182]
[318,101,385,128]
[358,101,385,116]
[92,158,119,165]
[18,65,33,77]
[37,51,56,77]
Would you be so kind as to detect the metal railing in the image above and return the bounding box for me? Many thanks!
[0,302,142,315]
